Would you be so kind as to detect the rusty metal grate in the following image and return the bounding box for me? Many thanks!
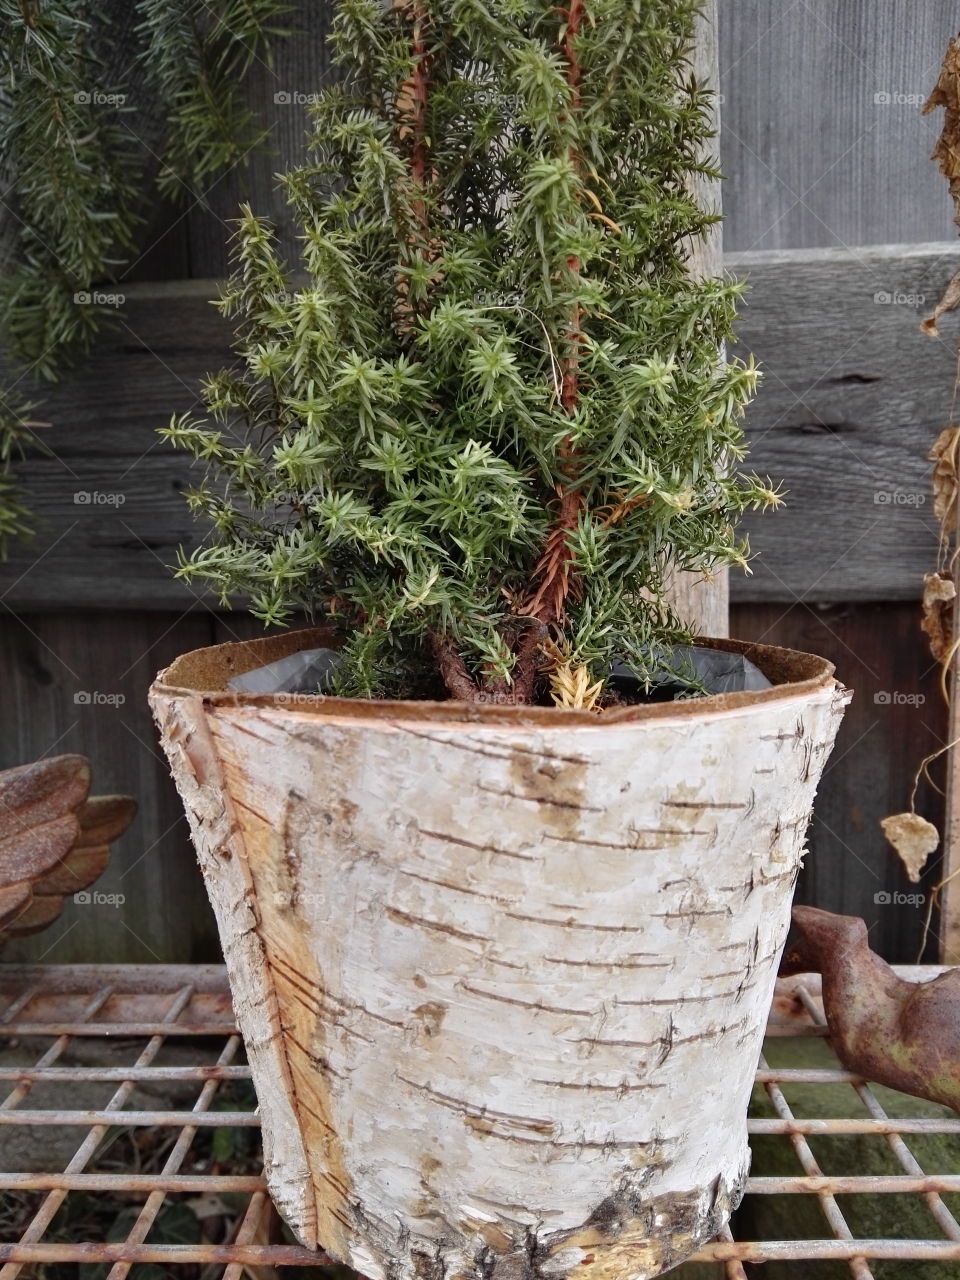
[1,965,959,1277]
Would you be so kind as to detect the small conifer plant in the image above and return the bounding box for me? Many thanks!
[163,0,779,707]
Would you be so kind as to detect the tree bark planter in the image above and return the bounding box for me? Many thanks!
[150,628,849,1280]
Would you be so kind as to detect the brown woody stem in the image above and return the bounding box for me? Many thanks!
[523,0,585,628]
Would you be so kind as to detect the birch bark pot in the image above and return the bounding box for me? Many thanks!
[150,628,849,1280]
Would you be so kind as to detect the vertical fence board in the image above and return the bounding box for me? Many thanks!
[718,0,958,251]
[183,0,337,278]
[0,610,220,963]
[731,601,946,963]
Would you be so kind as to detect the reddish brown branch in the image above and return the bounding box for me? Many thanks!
[560,0,584,415]
[523,0,586,627]
[431,626,548,705]
[430,633,479,701]
[429,3,588,696]
[407,0,429,226]
[393,0,434,333]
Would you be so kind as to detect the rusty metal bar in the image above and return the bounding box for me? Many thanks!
[0,983,196,1280]
[6,1170,960,1199]
[746,1175,960,1194]
[853,1080,960,1242]
[6,1110,958,1137]
[0,986,40,1023]
[0,1065,252,1083]
[718,1223,748,1280]
[748,1117,960,1135]
[104,1034,244,1280]
[0,985,117,1280]
[0,1108,259,1127]
[0,1172,267,1192]
[754,1069,867,1083]
[755,1051,874,1280]
[791,981,960,1244]
[0,1243,327,1266]
[692,1239,960,1263]
[0,1239,959,1267]
[0,963,232,995]
[222,1193,280,1280]
[1,988,114,1113]
[0,1020,236,1037]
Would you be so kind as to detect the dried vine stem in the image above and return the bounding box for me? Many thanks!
[908,35,960,960]
[922,34,960,334]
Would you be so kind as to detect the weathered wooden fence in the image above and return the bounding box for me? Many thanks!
[1,0,957,963]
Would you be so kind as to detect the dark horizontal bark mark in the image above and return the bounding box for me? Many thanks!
[503,910,638,933]
[544,833,665,852]
[662,800,747,811]
[545,955,670,969]
[397,1074,556,1134]
[400,1075,658,1148]
[386,905,488,945]
[532,1077,666,1092]
[477,783,602,813]
[653,907,733,921]
[461,983,594,1017]
[418,826,538,862]
[398,866,508,902]
[392,722,590,766]
[567,1034,661,1048]
[668,1014,755,1050]
[616,981,758,1007]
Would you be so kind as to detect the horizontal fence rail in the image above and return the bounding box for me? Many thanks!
[2,245,959,609]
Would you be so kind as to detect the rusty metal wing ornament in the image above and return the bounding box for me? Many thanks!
[781,904,960,1113]
[0,754,136,943]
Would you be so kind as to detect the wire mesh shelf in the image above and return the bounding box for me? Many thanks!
[1,963,959,1278]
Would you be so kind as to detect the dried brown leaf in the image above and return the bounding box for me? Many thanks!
[930,426,960,526]
[921,571,956,662]
[880,811,940,883]
[924,32,960,225]
[921,267,960,336]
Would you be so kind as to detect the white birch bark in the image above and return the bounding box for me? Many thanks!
[151,632,848,1280]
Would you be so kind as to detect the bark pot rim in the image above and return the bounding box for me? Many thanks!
[153,627,844,728]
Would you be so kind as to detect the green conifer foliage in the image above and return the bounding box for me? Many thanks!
[164,0,780,704]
